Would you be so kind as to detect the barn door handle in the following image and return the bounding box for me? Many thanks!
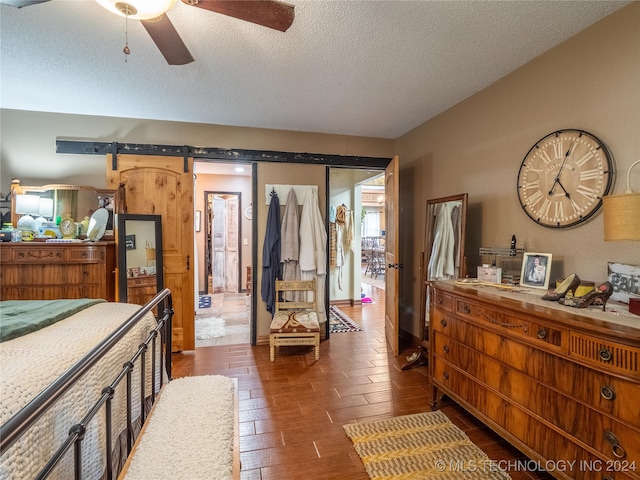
[186,254,190,271]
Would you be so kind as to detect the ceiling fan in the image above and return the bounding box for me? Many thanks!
[1,0,295,65]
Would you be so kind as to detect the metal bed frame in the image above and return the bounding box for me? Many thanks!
[0,289,174,480]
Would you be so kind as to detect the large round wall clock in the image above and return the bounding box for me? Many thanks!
[516,129,614,228]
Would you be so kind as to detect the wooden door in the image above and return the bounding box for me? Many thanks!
[384,155,400,356]
[106,154,195,351]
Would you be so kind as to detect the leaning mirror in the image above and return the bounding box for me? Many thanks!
[420,193,468,338]
[116,214,164,305]
[404,193,468,370]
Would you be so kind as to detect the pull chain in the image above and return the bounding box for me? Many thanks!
[123,9,131,61]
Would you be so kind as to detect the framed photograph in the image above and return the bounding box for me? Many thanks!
[125,234,136,250]
[607,262,640,304]
[520,252,552,289]
[195,210,201,232]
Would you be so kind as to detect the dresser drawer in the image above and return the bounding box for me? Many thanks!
[569,332,640,378]
[432,289,453,313]
[11,246,66,263]
[453,297,563,350]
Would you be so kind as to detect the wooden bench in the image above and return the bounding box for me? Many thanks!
[118,375,239,480]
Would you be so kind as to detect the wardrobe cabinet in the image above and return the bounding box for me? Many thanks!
[0,242,116,301]
[430,281,640,480]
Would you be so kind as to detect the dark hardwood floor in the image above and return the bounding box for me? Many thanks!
[172,283,553,480]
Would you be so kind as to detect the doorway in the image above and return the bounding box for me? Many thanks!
[328,167,385,311]
[194,162,252,347]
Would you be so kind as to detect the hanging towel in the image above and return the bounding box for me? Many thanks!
[300,189,327,322]
[281,188,301,300]
[261,193,281,316]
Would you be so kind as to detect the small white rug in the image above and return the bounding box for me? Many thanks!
[195,316,225,340]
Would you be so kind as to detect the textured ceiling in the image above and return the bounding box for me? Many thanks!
[0,0,629,139]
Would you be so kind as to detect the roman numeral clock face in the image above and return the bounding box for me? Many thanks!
[517,129,613,228]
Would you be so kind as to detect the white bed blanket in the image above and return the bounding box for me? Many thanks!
[0,302,161,480]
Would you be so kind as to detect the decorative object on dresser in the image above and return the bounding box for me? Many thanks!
[0,241,116,301]
[430,281,640,480]
[519,252,552,289]
[607,263,640,305]
[517,129,614,229]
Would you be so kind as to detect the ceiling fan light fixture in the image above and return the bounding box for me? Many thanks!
[96,0,176,20]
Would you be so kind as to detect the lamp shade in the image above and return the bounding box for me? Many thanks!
[38,198,54,218]
[15,194,40,215]
[96,0,176,20]
[603,193,640,241]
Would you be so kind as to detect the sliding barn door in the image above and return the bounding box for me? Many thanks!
[107,154,195,351]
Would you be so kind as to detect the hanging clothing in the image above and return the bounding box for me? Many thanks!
[329,221,337,269]
[281,188,301,301]
[427,202,456,280]
[261,193,281,316]
[347,210,355,253]
[299,189,327,323]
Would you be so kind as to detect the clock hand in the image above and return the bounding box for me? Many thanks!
[549,142,574,195]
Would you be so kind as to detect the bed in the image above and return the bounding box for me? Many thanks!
[0,290,172,480]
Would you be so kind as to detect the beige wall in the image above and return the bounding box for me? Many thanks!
[395,3,640,338]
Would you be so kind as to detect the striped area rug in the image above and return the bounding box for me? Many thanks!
[344,411,511,480]
[329,305,363,333]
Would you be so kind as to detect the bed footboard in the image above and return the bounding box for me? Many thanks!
[0,289,173,480]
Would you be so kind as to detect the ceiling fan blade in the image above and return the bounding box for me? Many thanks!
[0,0,50,7]
[141,14,195,66]
[183,0,294,32]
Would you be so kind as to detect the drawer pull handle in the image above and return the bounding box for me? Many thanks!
[437,297,443,304]
[600,385,616,401]
[599,348,612,362]
[440,319,447,328]
[603,477,614,480]
[604,431,626,459]
[463,305,471,314]
[537,328,547,339]
[443,372,449,380]
[482,314,528,333]
[443,345,449,354]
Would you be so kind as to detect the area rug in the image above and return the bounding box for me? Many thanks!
[195,315,225,340]
[329,305,363,333]
[344,411,512,480]
[198,295,212,309]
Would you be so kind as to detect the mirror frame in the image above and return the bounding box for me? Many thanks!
[419,193,468,341]
[116,213,164,304]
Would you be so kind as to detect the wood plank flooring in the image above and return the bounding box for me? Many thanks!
[172,284,553,480]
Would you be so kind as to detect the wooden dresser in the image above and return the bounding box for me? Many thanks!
[430,280,639,480]
[126,275,157,306]
[0,241,116,301]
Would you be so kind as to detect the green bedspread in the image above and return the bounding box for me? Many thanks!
[0,299,106,342]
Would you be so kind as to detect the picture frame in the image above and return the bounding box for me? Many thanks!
[520,252,552,289]
[125,234,136,250]
[195,210,201,232]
